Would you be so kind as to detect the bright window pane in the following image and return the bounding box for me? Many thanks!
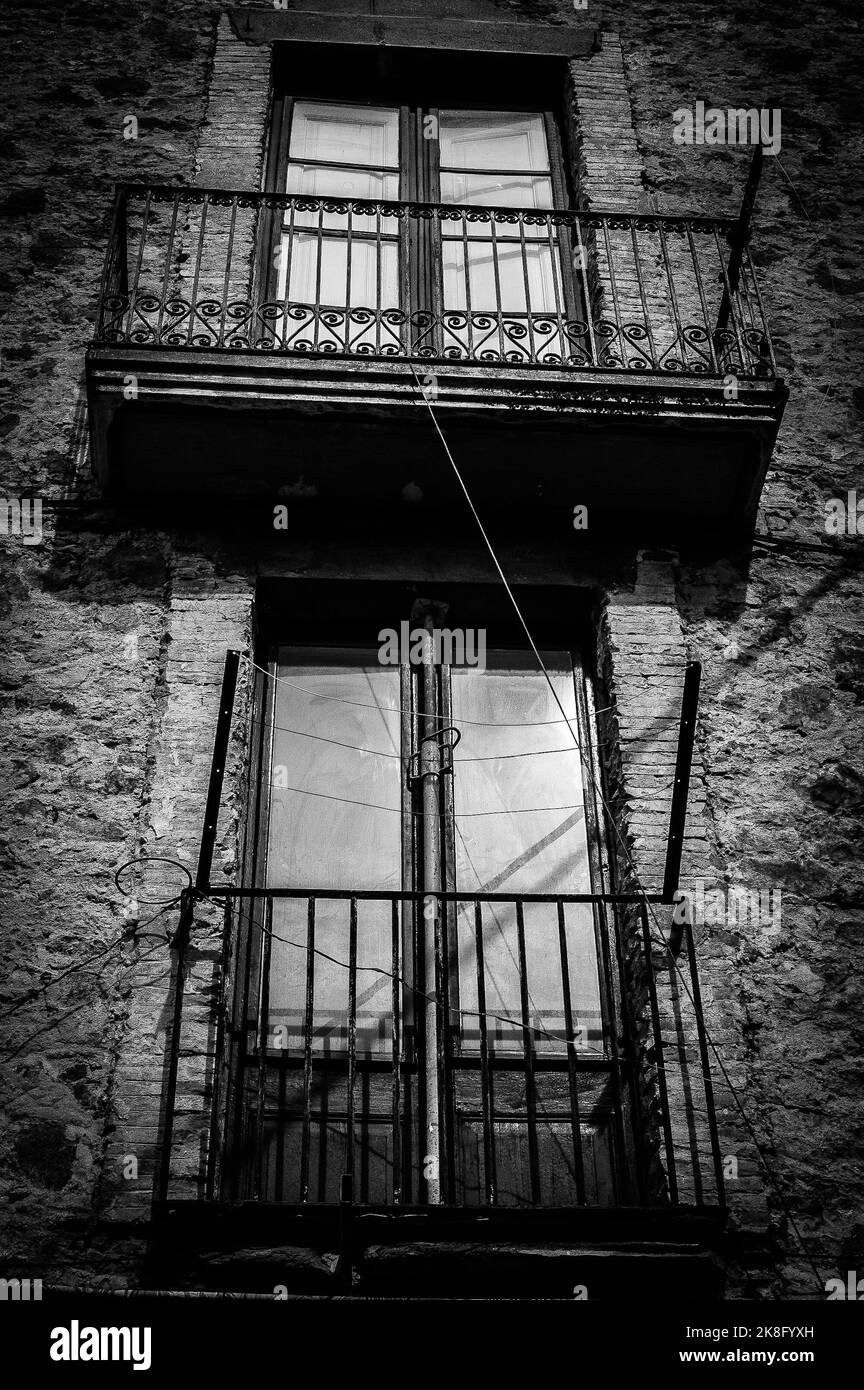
[287,164,399,202]
[443,241,559,314]
[451,654,603,1055]
[439,111,550,172]
[288,101,400,168]
[287,235,398,309]
[440,171,553,210]
[443,241,467,310]
[266,652,402,1055]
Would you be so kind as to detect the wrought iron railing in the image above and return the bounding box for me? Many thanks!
[161,889,726,1211]
[94,185,777,379]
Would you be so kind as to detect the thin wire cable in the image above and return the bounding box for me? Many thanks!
[269,719,584,763]
[246,658,575,729]
[209,886,595,1181]
[0,899,182,1026]
[267,781,588,817]
[198,891,591,1053]
[0,933,175,1067]
[408,363,827,1291]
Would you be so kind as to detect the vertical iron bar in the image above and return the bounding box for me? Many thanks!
[312,203,324,350]
[684,922,727,1205]
[299,895,316,1203]
[716,143,764,332]
[205,895,233,1201]
[129,188,151,326]
[436,872,454,1204]
[630,219,659,370]
[641,902,678,1203]
[97,186,124,341]
[606,900,648,1205]
[391,897,402,1204]
[557,899,587,1205]
[600,217,625,367]
[712,224,746,369]
[196,650,241,891]
[345,206,353,352]
[185,192,209,347]
[742,244,777,374]
[375,209,382,356]
[280,199,297,347]
[656,218,686,370]
[685,223,720,374]
[737,250,761,373]
[461,212,474,358]
[544,214,565,362]
[253,896,273,1200]
[420,628,443,1204]
[116,188,129,308]
[575,214,598,364]
[596,896,633,1204]
[474,899,497,1206]
[346,897,358,1189]
[232,893,257,1202]
[489,221,506,360]
[518,217,536,363]
[663,661,701,916]
[157,886,193,1202]
[155,194,179,346]
[515,900,541,1206]
[217,196,238,348]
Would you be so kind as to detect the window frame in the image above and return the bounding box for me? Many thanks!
[225,581,635,1206]
[259,87,580,341]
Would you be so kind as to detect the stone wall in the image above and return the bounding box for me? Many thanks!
[0,0,861,1299]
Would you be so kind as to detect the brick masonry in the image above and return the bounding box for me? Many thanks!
[0,0,862,1300]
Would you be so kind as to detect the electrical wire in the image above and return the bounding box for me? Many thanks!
[0,933,175,1067]
[752,534,864,561]
[267,781,588,817]
[114,856,193,905]
[269,719,586,763]
[246,659,577,729]
[407,362,827,1292]
[229,386,827,1288]
[0,899,182,1027]
[197,891,594,1054]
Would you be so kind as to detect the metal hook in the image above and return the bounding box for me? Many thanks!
[406,725,462,786]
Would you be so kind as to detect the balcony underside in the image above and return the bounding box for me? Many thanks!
[87,348,786,541]
[147,1201,729,1299]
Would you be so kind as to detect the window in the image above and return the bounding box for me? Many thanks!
[276,102,402,312]
[265,78,578,359]
[264,647,604,1058]
[229,604,627,1209]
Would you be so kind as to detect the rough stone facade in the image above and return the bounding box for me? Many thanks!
[0,0,861,1303]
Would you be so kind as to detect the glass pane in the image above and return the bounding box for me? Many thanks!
[288,101,400,168]
[442,241,560,314]
[450,653,603,1055]
[287,164,400,235]
[288,163,399,202]
[440,171,553,211]
[265,652,402,1055]
[267,652,402,883]
[442,240,467,311]
[286,234,398,310]
[439,111,550,171]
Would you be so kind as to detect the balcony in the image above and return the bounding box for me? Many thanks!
[151,888,729,1298]
[86,185,787,539]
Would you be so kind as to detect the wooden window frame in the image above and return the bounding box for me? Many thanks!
[258,71,580,338]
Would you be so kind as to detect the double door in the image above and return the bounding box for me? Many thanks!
[265,99,578,359]
[231,642,626,1206]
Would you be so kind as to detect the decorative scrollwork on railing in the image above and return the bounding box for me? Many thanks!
[90,186,778,382]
